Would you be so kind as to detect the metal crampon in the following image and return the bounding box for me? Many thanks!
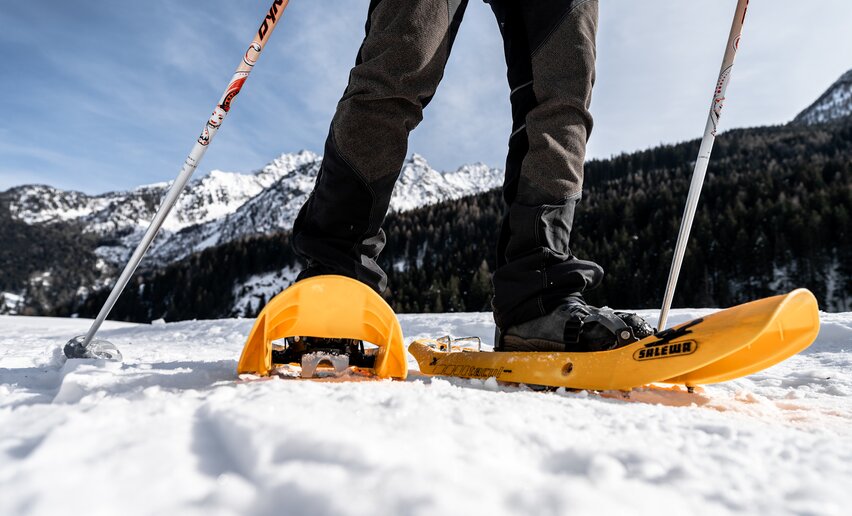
[271,337,378,378]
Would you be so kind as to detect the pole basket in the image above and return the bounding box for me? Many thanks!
[237,275,408,379]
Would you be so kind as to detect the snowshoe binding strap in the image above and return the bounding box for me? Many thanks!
[582,312,635,347]
[568,309,656,352]
[499,296,656,353]
[237,275,407,379]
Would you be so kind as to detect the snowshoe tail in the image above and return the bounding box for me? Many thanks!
[237,275,407,380]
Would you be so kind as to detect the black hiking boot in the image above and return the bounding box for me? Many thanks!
[497,295,655,352]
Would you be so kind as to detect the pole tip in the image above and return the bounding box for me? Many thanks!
[64,335,123,362]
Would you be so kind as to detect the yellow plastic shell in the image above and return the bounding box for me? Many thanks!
[238,275,408,379]
[663,288,819,385]
[410,289,819,391]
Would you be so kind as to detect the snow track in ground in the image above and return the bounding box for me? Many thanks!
[1,311,850,515]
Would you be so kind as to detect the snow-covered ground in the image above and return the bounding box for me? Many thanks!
[1,309,850,516]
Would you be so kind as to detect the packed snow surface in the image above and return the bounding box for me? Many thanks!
[1,310,850,516]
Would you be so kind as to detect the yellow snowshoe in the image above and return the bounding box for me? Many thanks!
[411,289,820,391]
[238,275,408,380]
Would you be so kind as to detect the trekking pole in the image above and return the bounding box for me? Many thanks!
[64,0,292,360]
[657,0,749,331]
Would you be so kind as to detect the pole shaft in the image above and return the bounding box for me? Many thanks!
[79,0,291,349]
[658,0,749,331]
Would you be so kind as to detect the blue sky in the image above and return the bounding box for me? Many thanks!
[1,0,851,194]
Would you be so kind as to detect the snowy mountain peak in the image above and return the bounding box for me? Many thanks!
[4,151,502,270]
[406,153,430,168]
[793,68,852,126]
[5,184,108,225]
[392,154,502,212]
[258,150,321,177]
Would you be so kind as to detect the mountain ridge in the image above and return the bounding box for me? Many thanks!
[3,150,502,270]
[794,68,852,125]
[67,119,851,322]
[1,152,502,315]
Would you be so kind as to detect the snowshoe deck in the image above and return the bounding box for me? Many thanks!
[410,289,819,391]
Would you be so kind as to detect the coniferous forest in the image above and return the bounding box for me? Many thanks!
[66,119,852,322]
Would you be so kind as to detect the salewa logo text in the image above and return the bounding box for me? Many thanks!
[634,341,697,361]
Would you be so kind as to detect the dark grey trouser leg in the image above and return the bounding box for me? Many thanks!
[293,0,469,292]
[488,0,604,330]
